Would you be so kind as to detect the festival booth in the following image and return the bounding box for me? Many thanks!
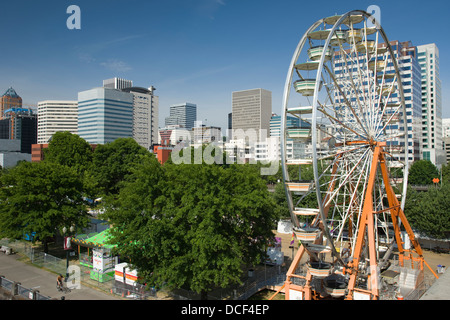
[266,237,284,266]
[71,229,118,283]
[114,262,139,285]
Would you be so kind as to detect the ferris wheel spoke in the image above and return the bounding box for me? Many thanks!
[317,102,366,139]
[335,38,372,137]
[323,65,369,138]
[368,28,380,134]
[350,22,374,132]
[375,102,402,140]
[327,149,372,248]
[373,84,398,136]
[322,148,371,209]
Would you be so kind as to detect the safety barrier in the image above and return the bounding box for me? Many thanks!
[0,276,51,300]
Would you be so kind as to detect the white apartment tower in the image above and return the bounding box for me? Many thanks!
[232,89,272,141]
[417,44,445,167]
[37,100,78,144]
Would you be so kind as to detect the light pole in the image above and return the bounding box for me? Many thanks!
[62,225,75,279]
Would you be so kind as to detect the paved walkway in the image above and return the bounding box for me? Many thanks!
[0,252,120,300]
[420,266,450,300]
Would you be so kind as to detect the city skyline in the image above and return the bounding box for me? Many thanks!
[0,0,449,132]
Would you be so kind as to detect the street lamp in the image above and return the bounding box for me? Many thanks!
[62,225,75,279]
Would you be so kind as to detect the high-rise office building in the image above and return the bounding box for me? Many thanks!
[444,118,450,164]
[78,87,134,145]
[417,43,445,166]
[122,86,159,149]
[270,113,312,161]
[395,41,423,163]
[192,125,222,145]
[103,77,133,90]
[0,108,37,154]
[443,118,450,164]
[443,118,450,138]
[165,103,197,130]
[232,89,272,140]
[1,87,22,119]
[270,113,305,137]
[37,100,78,144]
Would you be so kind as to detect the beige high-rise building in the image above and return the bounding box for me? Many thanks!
[37,100,78,144]
[121,86,159,149]
[231,88,272,141]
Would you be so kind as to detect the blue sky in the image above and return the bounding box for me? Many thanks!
[1,0,449,132]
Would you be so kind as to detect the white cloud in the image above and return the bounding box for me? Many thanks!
[196,0,226,20]
[75,34,145,66]
[100,59,132,72]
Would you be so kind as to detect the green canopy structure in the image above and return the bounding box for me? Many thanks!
[72,229,118,282]
[71,229,116,249]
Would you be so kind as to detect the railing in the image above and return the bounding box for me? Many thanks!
[167,265,286,300]
[31,252,67,275]
[0,239,116,294]
[111,281,157,300]
[236,274,286,300]
[0,276,51,300]
[35,291,52,300]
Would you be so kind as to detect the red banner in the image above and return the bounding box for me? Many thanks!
[64,236,72,250]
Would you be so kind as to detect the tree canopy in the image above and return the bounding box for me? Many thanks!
[402,161,450,239]
[89,138,152,196]
[407,160,439,185]
[0,161,90,252]
[43,131,93,174]
[102,152,278,299]
[404,184,450,239]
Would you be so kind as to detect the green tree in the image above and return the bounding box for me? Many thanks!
[89,138,151,196]
[43,131,93,174]
[404,185,450,239]
[407,160,439,185]
[0,161,90,252]
[103,160,277,299]
[272,182,290,220]
[441,163,450,185]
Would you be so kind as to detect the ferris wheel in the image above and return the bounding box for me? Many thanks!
[278,10,436,300]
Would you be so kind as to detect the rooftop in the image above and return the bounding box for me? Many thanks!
[2,87,21,99]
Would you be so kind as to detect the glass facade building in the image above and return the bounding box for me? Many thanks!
[165,103,197,130]
[78,87,134,145]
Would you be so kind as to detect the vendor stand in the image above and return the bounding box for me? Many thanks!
[71,229,118,283]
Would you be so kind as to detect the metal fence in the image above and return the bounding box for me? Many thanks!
[0,276,52,300]
[111,281,157,300]
[1,239,158,299]
[31,252,68,275]
[0,277,14,292]
[167,265,286,300]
